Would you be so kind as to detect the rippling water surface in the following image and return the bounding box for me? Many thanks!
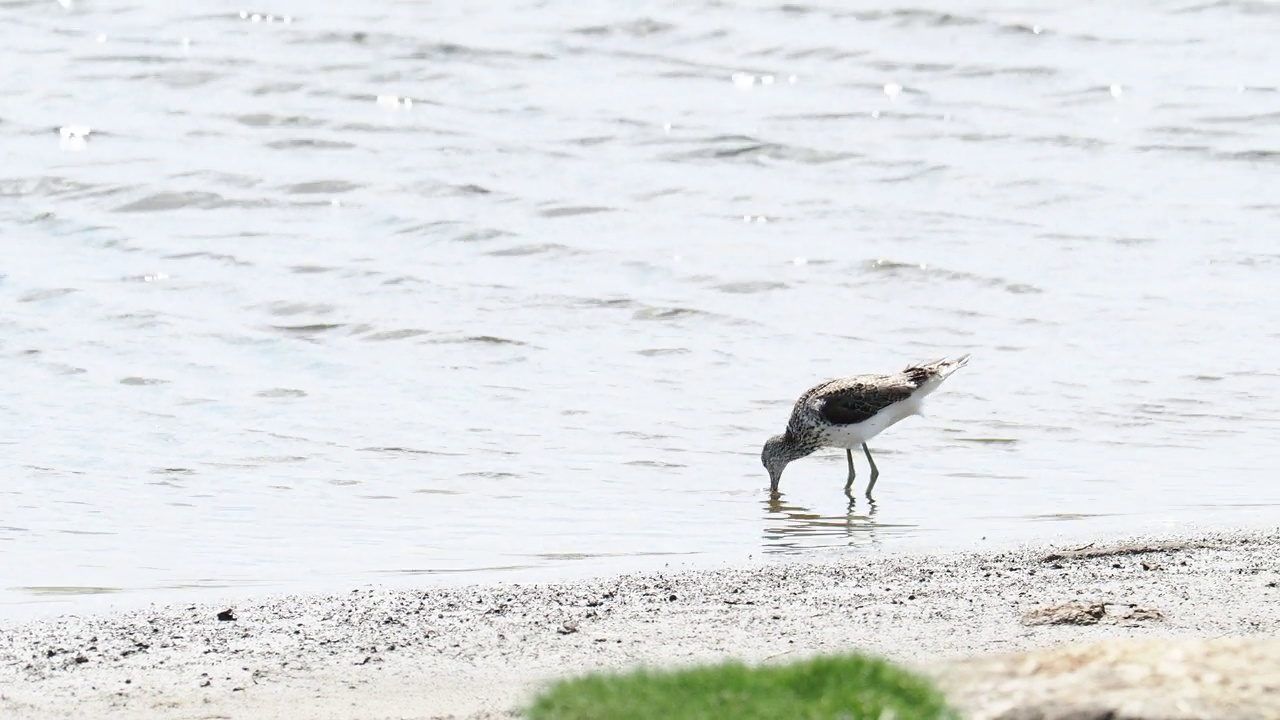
[3,0,1279,615]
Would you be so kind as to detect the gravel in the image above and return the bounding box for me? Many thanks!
[2,527,1278,719]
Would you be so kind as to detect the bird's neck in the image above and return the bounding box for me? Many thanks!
[779,431,817,462]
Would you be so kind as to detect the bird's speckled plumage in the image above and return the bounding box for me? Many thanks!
[762,355,970,496]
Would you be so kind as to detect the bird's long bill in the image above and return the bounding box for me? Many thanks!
[768,468,782,493]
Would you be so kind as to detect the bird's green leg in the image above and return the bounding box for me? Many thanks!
[844,449,856,492]
[862,443,880,498]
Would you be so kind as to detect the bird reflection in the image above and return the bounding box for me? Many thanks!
[761,490,886,552]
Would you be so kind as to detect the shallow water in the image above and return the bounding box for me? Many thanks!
[3,0,1279,616]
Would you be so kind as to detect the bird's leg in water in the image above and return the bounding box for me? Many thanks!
[862,443,880,497]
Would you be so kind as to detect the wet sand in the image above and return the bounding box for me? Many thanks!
[3,527,1278,719]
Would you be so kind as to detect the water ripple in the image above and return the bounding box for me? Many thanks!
[3,0,1279,615]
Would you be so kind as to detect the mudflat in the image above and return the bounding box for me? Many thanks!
[3,528,1277,719]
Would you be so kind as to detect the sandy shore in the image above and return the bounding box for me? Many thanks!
[3,527,1278,719]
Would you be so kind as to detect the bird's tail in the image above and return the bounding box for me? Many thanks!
[904,354,971,388]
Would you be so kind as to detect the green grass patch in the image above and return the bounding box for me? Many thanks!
[527,653,957,720]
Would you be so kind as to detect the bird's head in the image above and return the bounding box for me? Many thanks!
[761,433,801,493]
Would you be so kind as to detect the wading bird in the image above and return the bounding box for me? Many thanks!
[761,355,970,498]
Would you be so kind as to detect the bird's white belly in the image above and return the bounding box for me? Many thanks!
[819,397,920,448]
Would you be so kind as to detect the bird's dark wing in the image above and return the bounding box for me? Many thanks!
[814,378,916,426]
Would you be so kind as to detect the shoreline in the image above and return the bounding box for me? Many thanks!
[3,526,1278,719]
